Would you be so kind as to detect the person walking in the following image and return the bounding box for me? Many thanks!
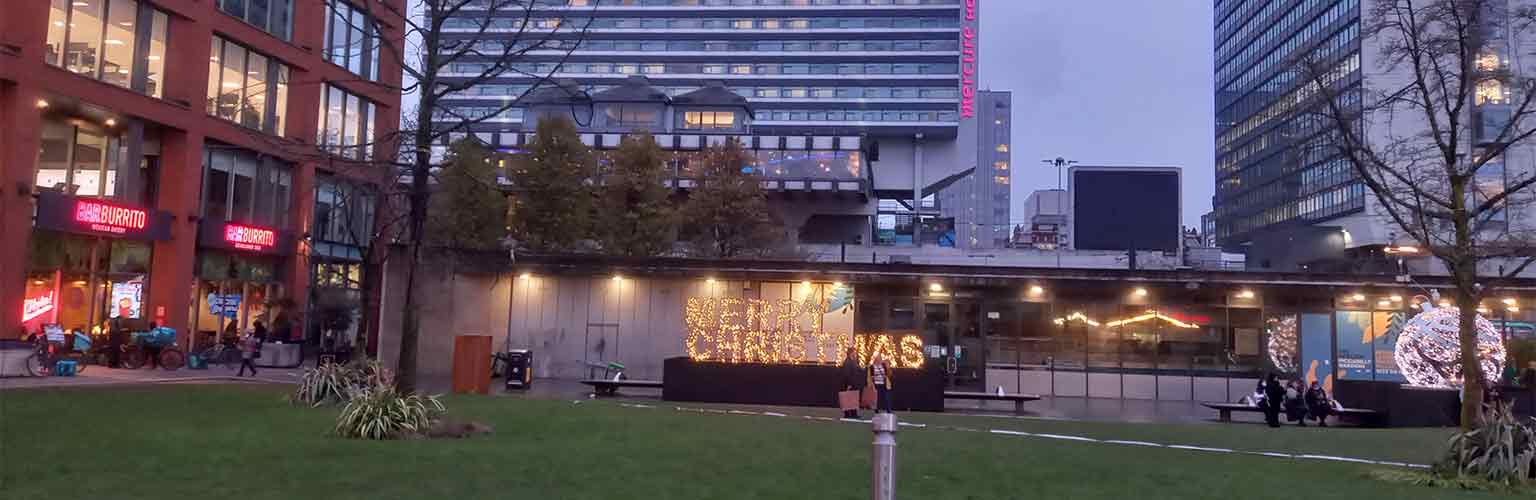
[237,332,260,377]
[868,353,894,414]
[1305,380,1331,427]
[839,348,866,419]
[1262,373,1285,428]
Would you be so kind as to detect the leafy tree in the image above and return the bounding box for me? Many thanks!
[427,139,508,252]
[508,116,597,252]
[680,139,783,258]
[596,132,677,256]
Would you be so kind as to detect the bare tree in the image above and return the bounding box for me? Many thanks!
[1298,0,1536,428]
[361,0,593,392]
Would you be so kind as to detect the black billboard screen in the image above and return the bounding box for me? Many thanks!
[1072,169,1179,252]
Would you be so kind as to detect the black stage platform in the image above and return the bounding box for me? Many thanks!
[662,357,946,412]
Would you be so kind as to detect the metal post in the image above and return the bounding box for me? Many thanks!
[871,413,897,500]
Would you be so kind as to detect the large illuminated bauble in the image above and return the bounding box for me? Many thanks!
[1394,306,1505,388]
[1266,315,1298,373]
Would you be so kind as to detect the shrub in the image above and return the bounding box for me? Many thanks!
[291,359,392,407]
[334,385,445,440]
[1435,402,1536,486]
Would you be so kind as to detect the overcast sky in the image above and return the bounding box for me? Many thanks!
[982,1,1214,228]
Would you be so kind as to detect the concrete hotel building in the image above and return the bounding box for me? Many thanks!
[437,0,1011,253]
[1,0,402,349]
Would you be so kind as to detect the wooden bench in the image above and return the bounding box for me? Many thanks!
[580,379,663,397]
[1203,402,1383,426]
[944,391,1042,414]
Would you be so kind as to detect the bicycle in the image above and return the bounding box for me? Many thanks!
[194,340,241,371]
[120,327,185,370]
[120,343,186,370]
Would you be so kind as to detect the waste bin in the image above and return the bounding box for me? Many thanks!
[505,349,533,390]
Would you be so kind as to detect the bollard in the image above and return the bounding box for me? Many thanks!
[871,413,897,500]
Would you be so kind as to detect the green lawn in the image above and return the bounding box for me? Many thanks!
[0,385,1507,499]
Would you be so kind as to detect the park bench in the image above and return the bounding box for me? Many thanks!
[944,391,1042,414]
[1203,402,1383,427]
[580,378,663,396]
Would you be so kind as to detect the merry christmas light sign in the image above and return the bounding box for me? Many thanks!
[684,296,924,368]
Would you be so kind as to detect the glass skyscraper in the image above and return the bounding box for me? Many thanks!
[1213,0,1364,247]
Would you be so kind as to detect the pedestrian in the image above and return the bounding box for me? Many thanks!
[252,320,269,343]
[237,331,259,377]
[1262,373,1285,428]
[868,353,894,414]
[1305,380,1331,427]
[1284,380,1307,425]
[839,348,866,419]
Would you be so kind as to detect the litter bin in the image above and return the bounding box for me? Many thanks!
[504,349,533,390]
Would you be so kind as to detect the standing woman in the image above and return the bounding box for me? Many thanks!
[839,348,866,419]
[869,353,894,414]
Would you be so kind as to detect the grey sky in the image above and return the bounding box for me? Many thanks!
[982,1,1214,228]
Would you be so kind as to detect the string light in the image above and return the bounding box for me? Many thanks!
[1266,315,1298,373]
[1396,305,1505,389]
[684,296,923,368]
[1053,312,1101,327]
[1054,311,1200,329]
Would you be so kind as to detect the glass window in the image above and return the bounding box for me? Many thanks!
[99,0,138,88]
[243,52,269,129]
[217,42,246,121]
[202,146,294,227]
[274,66,289,136]
[204,151,232,220]
[65,0,105,77]
[316,83,374,159]
[218,0,290,40]
[71,128,109,197]
[46,0,68,66]
[145,11,168,98]
[209,37,289,134]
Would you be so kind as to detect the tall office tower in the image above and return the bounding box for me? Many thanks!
[438,0,1002,252]
[1213,0,1525,270]
[973,90,1011,249]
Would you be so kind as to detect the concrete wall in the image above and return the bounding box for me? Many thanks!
[378,255,511,381]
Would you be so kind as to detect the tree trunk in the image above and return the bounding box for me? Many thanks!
[396,94,436,394]
[1456,271,1484,431]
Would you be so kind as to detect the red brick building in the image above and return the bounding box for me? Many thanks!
[0,0,402,352]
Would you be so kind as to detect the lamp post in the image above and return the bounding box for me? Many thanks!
[1040,157,1076,268]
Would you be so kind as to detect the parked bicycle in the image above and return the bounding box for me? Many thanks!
[194,339,241,371]
[120,325,185,370]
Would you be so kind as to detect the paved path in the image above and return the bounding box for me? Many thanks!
[0,365,301,390]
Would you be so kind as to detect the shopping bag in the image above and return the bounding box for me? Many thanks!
[838,390,859,411]
[860,386,876,409]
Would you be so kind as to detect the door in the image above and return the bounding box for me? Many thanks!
[923,300,985,391]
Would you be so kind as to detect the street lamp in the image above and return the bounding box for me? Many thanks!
[1040,157,1077,191]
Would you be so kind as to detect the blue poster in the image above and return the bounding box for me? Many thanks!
[1300,313,1334,390]
[208,293,242,319]
[1374,311,1408,382]
[1336,311,1375,380]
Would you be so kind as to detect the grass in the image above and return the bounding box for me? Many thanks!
[0,385,1512,499]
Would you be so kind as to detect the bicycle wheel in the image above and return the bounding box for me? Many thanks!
[23,353,47,377]
[160,348,186,370]
[121,347,145,369]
